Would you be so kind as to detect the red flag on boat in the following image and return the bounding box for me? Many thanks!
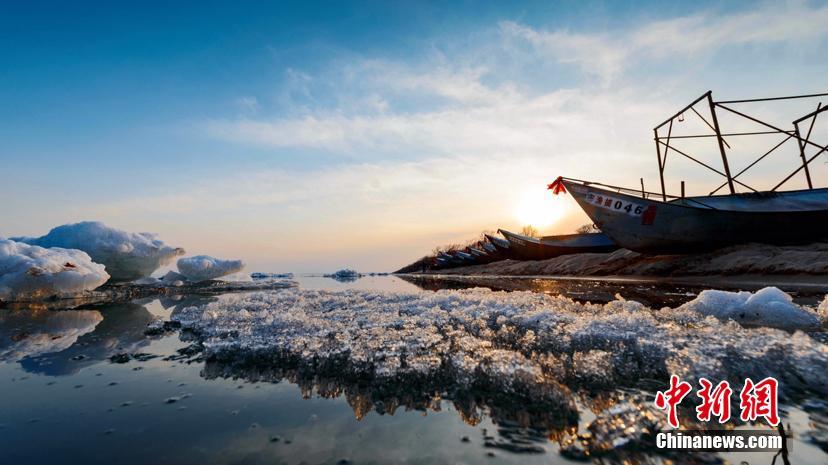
[547,176,567,195]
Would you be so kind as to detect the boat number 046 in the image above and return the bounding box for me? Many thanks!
[586,192,644,216]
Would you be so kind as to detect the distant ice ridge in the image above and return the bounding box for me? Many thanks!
[171,286,827,400]
[177,255,245,282]
[12,221,184,281]
[0,239,110,301]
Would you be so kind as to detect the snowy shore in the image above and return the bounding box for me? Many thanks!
[421,242,828,277]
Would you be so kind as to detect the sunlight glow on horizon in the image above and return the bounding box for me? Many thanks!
[514,188,569,229]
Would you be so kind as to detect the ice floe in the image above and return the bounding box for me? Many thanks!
[177,255,245,282]
[251,272,294,279]
[677,286,821,330]
[13,221,185,281]
[169,287,828,406]
[0,239,110,301]
[324,269,361,282]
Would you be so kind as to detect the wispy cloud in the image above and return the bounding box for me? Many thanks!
[501,1,828,83]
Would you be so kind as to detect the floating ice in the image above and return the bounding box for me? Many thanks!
[0,309,103,361]
[251,272,293,279]
[0,239,110,301]
[169,287,828,403]
[677,286,821,330]
[324,269,361,281]
[13,221,185,281]
[177,255,245,282]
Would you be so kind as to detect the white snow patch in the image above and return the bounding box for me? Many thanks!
[0,239,110,301]
[13,221,185,281]
[677,286,821,330]
[177,255,246,282]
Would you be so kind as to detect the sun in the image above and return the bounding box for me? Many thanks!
[514,188,566,228]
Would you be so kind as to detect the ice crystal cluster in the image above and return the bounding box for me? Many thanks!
[171,286,827,401]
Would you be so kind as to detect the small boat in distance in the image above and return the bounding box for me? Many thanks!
[497,229,618,260]
[551,90,828,253]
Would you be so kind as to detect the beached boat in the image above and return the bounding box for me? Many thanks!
[484,234,512,256]
[551,91,828,254]
[453,250,477,264]
[498,229,618,260]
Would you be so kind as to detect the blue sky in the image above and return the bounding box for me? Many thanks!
[2,1,828,272]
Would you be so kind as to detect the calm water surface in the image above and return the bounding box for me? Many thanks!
[1,275,825,465]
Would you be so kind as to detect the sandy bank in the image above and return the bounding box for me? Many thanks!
[422,242,828,278]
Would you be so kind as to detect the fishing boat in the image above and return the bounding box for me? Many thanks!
[498,229,618,260]
[433,256,450,269]
[478,240,508,262]
[438,252,464,267]
[484,234,513,256]
[550,91,828,254]
[466,246,494,264]
[453,250,477,264]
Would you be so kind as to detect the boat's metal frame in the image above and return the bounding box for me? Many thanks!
[653,90,828,200]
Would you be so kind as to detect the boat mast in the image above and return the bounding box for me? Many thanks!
[707,92,735,194]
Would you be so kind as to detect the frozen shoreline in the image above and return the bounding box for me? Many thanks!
[414,242,828,280]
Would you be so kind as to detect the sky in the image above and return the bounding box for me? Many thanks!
[2,0,828,272]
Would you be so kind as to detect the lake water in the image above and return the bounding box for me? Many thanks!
[1,274,826,465]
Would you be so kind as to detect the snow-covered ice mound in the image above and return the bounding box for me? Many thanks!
[677,286,821,330]
[170,288,828,402]
[177,255,245,282]
[0,239,110,301]
[0,309,103,361]
[13,221,185,281]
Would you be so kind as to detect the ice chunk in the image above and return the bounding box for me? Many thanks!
[324,269,361,281]
[0,239,110,301]
[13,221,184,281]
[677,286,821,330]
[176,255,246,282]
[0,309,103,361]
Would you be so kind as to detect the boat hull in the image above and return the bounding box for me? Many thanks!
[563,180,828,254]
[498,229,618,260]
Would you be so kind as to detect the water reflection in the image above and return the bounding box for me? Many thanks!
[0,308,103,362]
[201,359,579,436]
[17,302,154,376]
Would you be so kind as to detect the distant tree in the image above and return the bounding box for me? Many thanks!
[521,225,539,238]
[576,223,601,234]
